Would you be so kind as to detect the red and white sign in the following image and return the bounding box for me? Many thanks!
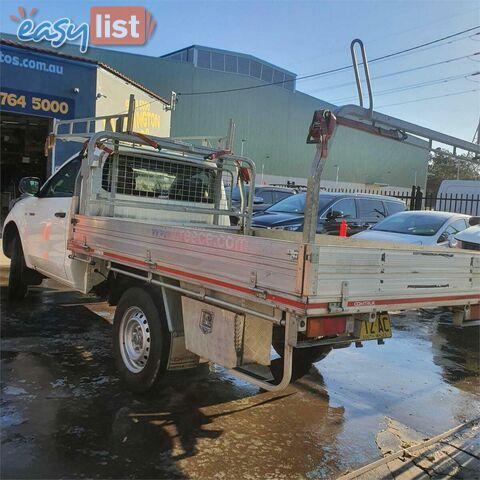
[90,6,155,45]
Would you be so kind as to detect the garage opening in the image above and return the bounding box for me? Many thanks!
[1,112,51,223]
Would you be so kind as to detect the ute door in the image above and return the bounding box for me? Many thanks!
[25,156,81,282]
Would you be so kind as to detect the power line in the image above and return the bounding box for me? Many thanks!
[300,31,475,86]
[289,6,480,69]
[304,52,477,96]
[377,88,479,108]
[177,25,480,96]
[329,72,478,104]
[111,26,480,117]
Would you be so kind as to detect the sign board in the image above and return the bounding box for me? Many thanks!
[0,86,75,119]
[95,67,170,137]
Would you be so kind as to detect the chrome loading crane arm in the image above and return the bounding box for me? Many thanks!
[302,39,480,245]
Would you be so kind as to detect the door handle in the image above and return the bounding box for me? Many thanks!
[54,211,66,218]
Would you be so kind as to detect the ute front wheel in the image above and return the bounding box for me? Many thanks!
[8,236,28,302]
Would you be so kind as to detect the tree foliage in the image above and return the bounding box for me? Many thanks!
[426,149,479,195]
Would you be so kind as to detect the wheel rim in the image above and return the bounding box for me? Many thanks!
[119,307,151,373]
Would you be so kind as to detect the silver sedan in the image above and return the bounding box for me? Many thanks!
[353,211,470,247]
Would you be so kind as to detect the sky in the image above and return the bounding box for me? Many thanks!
[1,0,479,143]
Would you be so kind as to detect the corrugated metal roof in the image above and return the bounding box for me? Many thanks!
[161,44,297,77]
[0,37,169,105]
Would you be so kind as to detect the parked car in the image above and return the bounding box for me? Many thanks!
[230,185,296,225]
[231,185,296,212]
[251,192,406,235]
[455,217,480,251]
[354,211,470,246]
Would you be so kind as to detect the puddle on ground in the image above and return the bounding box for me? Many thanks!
[1,286,479,479]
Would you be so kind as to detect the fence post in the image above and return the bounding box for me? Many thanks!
[409,186,416,210]
[414,187,423,210]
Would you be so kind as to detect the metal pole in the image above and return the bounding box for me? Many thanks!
[302,145,328,244]
[337,105,480,156]
[350,39,374,119]
[226,118,235,151]
[213,119,235,225]
[240,139,246,156]
[126,94,135,132]
[50,118,58,176]
[335,165,339,185]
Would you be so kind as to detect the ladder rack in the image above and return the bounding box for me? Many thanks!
[52,114,232,159]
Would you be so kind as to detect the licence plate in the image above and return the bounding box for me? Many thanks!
[359,313,392,340]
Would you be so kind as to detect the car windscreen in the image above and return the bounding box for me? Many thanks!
[266,193,333,214]
[231,185,250,201]
[371,213,448,236]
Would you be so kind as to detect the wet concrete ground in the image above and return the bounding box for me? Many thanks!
[1,280,479,479]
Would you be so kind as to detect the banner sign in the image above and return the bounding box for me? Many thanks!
[9,6,156,53]
[0,87,75,119]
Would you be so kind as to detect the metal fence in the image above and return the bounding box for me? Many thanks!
[322,186,480,215]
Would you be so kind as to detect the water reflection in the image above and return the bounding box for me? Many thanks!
[1,286,347,479]
[431,315,480,392]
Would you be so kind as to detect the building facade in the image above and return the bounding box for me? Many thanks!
[0,39,171,218]
[1,35,429,195]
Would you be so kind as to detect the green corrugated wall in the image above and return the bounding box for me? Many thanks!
[2,34,427,189]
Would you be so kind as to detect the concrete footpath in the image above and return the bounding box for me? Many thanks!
[340,418,480,479]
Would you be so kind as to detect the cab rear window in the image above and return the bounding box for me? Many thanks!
[102,154,216,203]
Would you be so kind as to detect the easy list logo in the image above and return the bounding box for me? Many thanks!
[10,6,89,53]
[10,6,156,53]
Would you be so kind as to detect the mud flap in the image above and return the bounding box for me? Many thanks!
[166,334,200,370]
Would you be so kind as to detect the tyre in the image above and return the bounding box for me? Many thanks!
[113,287,170,393]
[270,343,332,383]
[273,342,332,365]
[8,236,28,302]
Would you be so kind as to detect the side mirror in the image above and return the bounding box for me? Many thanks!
[327,210,344,221]
[437,232,448,244]
[448,236,458,248]
[469,217,480,226]
[18,177,40,196]
[437,232,449,243]
[253,196,264,205]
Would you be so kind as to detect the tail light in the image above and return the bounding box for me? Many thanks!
[470,304,480,321]
[306,316,348,337]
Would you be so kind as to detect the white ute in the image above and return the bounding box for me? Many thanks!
[3,42,480,392]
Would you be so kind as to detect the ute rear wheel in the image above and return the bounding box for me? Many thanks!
[113,287,170,393]
[271,343,332,383]
[8,236,28,302]
[273,342,332,365]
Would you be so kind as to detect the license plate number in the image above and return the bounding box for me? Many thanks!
[359,313,392,340]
